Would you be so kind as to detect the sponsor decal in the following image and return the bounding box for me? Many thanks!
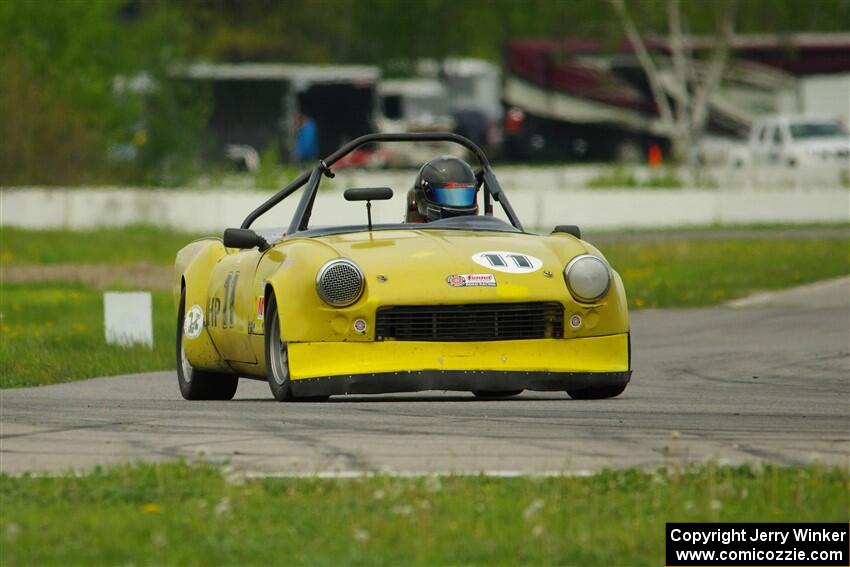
[569,314,583,329]
[471,251,543,274]
[257,296,265,320]
[446,273,497,287]
[353,318,367,333]
[184,305,204,339]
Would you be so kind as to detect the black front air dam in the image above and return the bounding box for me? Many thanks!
[289,370,631,397]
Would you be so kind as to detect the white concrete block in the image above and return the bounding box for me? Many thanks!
[103,292,153,348]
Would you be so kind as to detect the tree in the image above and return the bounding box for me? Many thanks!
[609,0,739,161]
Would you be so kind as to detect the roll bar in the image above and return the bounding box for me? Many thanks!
[240,132,522,231]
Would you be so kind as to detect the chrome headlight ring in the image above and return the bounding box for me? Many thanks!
[563,254,611,303]
[315,258,365,307]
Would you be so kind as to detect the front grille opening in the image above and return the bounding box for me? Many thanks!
[375,302,564,342]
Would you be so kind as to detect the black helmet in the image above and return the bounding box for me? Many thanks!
[412,156,478,222]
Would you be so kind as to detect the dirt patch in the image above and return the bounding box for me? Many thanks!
[1,263,172,290]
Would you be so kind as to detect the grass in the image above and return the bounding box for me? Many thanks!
[0,226,847,387]
[0,225,204,266]
[0,462,846,565]
[604,237,850,308]
[0,284,175,388]
[586,166,684,189]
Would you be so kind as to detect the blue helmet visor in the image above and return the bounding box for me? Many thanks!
[428,183,477,207]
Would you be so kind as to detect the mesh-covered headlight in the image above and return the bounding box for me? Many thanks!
[316,259,365,307]
[564,254,611,302]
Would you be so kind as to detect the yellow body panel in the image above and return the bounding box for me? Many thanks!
[288,333,629,380]
[174,227,630,380]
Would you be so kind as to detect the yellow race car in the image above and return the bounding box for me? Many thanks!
[174,133,630,401]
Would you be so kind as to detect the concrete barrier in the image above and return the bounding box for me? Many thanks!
[2,184,848,232]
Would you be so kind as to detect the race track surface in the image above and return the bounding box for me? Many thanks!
[2,278,848,475]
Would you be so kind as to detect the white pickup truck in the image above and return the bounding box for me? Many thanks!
[749,114,850,167]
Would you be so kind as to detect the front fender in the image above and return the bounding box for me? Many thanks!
[175,238,231,372]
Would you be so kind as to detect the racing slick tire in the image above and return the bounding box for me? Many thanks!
[265,294,328,403]
[473,390,523,398]
[177,289,238,401]
[566,384,627,400]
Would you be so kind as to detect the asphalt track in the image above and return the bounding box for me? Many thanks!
[1,278,848,475]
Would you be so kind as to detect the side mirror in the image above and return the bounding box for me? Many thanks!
[223,228,269,250]
[552,225,581,239]
[344,187,394,231]
[344,187,393,201]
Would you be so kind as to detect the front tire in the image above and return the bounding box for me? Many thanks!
[264,295,328,402]
[177,289,238,400]
[566,384,627,400]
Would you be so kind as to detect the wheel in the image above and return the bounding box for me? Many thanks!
[566,384,627,400]
[473,390,523,398]
[176,289,238,400]
[264,294,328,403]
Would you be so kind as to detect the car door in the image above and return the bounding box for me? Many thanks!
[205,249,262,363]
[768,123,784,163]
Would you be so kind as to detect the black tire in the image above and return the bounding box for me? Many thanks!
[264,294,328,403]
[177,289,238,400]
[566,384,627,400]
[473,390,523,398]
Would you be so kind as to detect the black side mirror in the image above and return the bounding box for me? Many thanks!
[223,228,269,250]
[552,225,581,239]
[344,187,394,231]
[344,187,393,201]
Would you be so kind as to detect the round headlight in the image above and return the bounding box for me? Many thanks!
[564,254,611,302]
[316,259,364,307]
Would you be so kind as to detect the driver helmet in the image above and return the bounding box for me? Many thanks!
[412,156,478,222]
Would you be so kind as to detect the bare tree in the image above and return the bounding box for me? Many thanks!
[610,0,739,162]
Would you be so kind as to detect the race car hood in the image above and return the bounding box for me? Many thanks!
[310,228,592,303]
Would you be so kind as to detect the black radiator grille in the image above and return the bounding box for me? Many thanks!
[375,302,564,341]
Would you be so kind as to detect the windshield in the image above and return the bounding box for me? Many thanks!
[789,121,848,140]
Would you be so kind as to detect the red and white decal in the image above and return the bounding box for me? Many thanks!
[257,296,265,320]
[446,273,497,287]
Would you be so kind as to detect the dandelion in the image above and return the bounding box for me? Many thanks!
[142,503,160,513]
[532,524,544,538]
[372,489,385,501]
[353,528,370,543]
[523,498,545,520]
[634,297,645,308]
[709,499,722,511]
[214,497,231,517]
[391,505,413,516]
[4,523,21,542]
[151,532,167,548]
[223,465,246,486]
[425,475,442,493]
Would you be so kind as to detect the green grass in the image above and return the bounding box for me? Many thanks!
[586,167,684,189]
[604,238,849,308]
[0,284,175,388]
[0,225,204,265]
[1,462,846,565]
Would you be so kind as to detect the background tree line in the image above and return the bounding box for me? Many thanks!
[2,0,848,186]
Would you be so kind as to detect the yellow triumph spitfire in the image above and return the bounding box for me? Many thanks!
[173,133,630,402]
